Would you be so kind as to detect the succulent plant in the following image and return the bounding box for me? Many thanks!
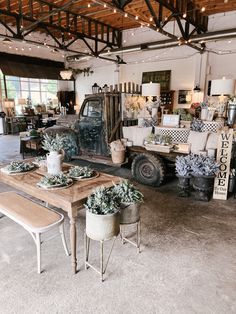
[113,180,143,204]
[85,186,120,215]
[38,172,72,187]
[6,161,34,173]
[68,166,94,178]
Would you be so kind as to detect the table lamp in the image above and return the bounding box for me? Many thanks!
[141,82,161,119]
[3,99,15,117]
[210,78,235,122]
[18,98,27,114]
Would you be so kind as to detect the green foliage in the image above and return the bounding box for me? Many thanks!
[6,161,34,173]
[68,166,94,178]
[145,133,172,145]
[173,108,193,121]
[113,180,143,203]
[38,173,72,187]
[85,186,120,215]
[42,133,64,152]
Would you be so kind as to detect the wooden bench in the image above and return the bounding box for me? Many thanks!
[0,192,69,274]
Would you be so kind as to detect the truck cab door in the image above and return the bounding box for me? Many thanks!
[78,97,108,156]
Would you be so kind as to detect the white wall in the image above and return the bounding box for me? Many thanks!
[75,53,197,108]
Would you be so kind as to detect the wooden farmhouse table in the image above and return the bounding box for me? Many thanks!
[0,164,121,273]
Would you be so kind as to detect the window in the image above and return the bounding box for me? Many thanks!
[82,99,102,118]
[0,70,58,108]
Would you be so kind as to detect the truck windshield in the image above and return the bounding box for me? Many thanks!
[82,100,102,117]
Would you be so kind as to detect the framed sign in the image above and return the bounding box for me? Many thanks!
[162,114,180,127]
[213,129,233,200]
[142,70,171,92]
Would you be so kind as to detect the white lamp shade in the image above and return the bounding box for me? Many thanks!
[4,99,15,108]
[142,83,160,97]
[210,79,235,96]
[60,70,73,80]
[18,98,27,105]
[192,91,204,103]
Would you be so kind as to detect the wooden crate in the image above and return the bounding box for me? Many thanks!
[145,144,173,153]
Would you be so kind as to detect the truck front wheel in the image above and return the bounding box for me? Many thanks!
[131,153,166,187]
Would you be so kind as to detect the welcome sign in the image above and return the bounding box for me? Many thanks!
[213,129,233,200]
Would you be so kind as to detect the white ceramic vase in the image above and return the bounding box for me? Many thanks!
[86,210,120,241]
[201,108,208,121]
[46,151,63,175]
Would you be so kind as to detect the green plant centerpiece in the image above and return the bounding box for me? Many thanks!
[42,133,64,152]
[42,134,64,175]
[68,166,96,180]
[113,180,143,224]
[190,154,219,202]
[37,172,72,189]
[5,161,35,173]
[85,186,120,241]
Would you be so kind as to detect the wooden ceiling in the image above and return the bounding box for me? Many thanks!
[0,0,235,55]
[0,0,235,32]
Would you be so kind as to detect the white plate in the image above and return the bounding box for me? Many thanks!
[37,181,73,190]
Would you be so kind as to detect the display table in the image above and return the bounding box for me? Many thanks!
[0,164,121,273]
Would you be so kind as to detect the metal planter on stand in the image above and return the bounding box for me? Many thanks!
[176,175,191,197]
[193,175,215,202]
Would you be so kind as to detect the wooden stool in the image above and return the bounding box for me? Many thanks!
[0,192,69,273]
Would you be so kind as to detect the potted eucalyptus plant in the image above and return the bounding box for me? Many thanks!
[42,133,64,175]
[85,186,120,241]
[190,154,219,201]
[175,155,193,197]
[113,180,143,224]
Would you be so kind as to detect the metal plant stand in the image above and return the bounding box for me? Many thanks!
[84,233,117,282]
[120,220,141,253]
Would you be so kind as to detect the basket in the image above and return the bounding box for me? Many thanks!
[111,149,125,164]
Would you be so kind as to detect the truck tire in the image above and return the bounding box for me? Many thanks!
[131,153,166,187]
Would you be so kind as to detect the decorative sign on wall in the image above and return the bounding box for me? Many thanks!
[142,70,171,92]
[178,90,192,104]
[213,129,233,200]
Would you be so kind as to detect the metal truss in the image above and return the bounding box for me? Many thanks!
[147,0,208,39]
[94,0,204,52]
[0,0,122,56]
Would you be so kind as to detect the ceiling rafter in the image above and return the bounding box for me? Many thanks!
[92,0,203,52]
[0,0,122,56]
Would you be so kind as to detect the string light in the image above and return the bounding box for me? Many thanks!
[135,16,139,20]
[201,7,205,12]
[113,9,116,13]
[103,4,106,8]
[183,13,187,18]
[149,17,153,22]
[124,13,128,17]
[87,3,91,8]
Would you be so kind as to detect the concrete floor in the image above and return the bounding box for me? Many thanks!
[0,135,236,314]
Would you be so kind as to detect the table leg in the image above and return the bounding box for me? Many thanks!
[68,209,78,274]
